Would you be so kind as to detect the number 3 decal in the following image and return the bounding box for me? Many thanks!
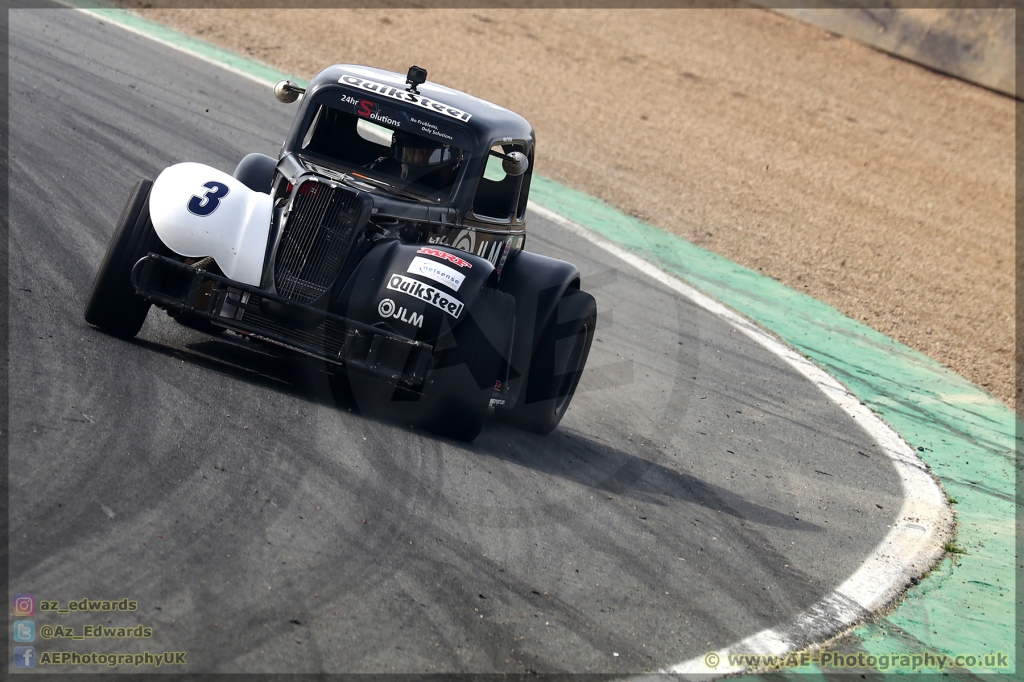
[187,181,230,216]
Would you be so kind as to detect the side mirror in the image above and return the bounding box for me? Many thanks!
[502,151,529,177]
[274,80,305,104]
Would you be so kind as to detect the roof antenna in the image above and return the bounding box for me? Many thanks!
[406,66,427,94]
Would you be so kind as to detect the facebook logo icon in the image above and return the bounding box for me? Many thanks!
[14,646,35,668]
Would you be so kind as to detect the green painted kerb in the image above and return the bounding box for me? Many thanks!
[531,176,1018,675]
[71,2,1019,675]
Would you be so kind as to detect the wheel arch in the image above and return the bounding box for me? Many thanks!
[233,153,277,194]
[149,162,273,286]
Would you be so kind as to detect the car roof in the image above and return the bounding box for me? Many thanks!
[308,64,535,147]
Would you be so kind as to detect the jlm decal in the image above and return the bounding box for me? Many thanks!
[377,298,424,328]
[387,274,464,318]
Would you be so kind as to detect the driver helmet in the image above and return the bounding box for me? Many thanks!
[391,131,463,182]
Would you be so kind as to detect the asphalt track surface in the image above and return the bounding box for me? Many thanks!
[9,7,904,674]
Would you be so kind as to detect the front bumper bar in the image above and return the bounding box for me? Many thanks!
[131,254,433,388]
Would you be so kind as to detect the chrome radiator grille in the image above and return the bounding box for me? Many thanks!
[275,180,362,303]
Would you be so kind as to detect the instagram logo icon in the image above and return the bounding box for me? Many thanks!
[13,595,34,617]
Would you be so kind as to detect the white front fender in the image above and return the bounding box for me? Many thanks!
[149,162,273,286]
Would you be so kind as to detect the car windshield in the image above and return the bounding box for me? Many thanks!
[300,101,469,200]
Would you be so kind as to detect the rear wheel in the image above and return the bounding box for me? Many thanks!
[497,288,596,434]
[84,180,171,338]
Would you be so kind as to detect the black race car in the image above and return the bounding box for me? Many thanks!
[85,64,596,441]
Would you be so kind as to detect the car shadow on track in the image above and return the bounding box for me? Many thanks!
[129,331,345,409]
[469,423,822,532]
[129,329,817,533]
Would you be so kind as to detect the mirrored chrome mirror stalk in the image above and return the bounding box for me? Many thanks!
[274,80,306,104]
[501,151,529,177]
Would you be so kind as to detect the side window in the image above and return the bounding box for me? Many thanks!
[483,150,506,182]
[473,143,529,222]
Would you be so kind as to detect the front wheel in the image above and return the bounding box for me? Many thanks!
[84,180,170,338]
[497,288,596,434]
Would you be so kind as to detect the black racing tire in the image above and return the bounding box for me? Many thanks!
[497,288,596,434]
[84,180,171,338]
[233,153,277,194]
[340,287,515,442]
